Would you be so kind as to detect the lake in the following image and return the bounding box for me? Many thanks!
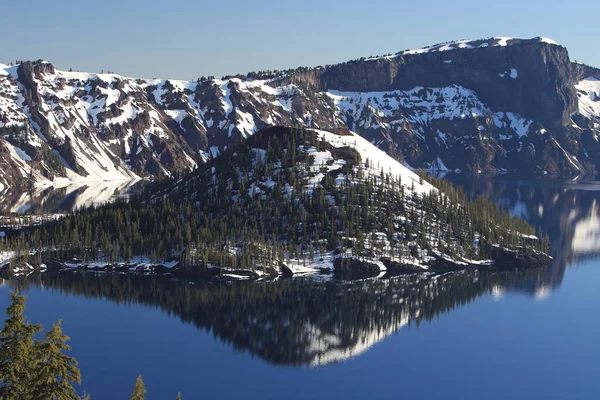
[0,180,142,214]
[1,179,599,399]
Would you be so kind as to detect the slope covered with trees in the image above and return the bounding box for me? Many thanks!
[1,127,549,279]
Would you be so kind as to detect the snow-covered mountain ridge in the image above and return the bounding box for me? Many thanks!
[1,36,599,191]
[365,36,559,59]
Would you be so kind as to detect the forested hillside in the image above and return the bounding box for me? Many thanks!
[1,127,550,279]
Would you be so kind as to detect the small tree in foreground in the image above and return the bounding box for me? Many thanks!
[31,320,81,400]
[130,374,147,400]
[0,292,42,400]
[0,292,182,399]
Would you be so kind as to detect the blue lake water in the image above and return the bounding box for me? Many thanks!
[1,180,599,399]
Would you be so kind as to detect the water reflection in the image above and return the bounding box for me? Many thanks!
[2,179,599,368]
[0,180,142,214]
[9,267,547,367]
[449,179,600,294]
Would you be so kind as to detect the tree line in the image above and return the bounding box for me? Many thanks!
[1,127,548,273]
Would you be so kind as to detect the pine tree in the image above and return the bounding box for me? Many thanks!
[130,374,147,400]
[0,291,42,400]
[31,320,81,400]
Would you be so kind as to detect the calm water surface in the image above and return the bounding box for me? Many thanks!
[1,180,599,399]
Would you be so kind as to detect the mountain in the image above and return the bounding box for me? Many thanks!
[1,126,549,278]
[1,36,598,191]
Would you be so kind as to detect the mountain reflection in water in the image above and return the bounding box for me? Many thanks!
[2,179,599,369]
[451,179,600,296]
[0,180,141,214]
[9,267,547,367]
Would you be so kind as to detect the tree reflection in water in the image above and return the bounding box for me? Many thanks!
[10,267,547,366]
[449,178,600,295]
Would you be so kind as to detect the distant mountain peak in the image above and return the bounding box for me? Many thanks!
[0,36,599,194]
[366,36,561,61]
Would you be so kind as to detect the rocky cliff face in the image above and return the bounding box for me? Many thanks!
[301,38,575,129]
[1,36,599,190]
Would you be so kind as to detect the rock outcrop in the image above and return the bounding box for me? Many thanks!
[1,37,599,190]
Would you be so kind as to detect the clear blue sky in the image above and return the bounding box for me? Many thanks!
[2,0,598,80]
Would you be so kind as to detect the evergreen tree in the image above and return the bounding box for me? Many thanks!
[0,292,42,400]
[129,375,146,400]
[31,320,81,400]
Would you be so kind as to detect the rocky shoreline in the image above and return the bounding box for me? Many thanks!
[1,246,552,281]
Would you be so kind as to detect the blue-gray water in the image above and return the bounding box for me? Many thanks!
[1,179,599,399]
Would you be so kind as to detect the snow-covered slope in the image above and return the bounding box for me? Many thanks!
[575,78,600,120]
[366,36,560,60]
[167,126,434,202]
[1,36,598,192]
[325,86,541,173]
[312,129,434,194]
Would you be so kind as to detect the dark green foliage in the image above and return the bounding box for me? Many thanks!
[0,293,80,399]
[31,320,81,400]
[0,292,42,400]
[418,170,550,256]
[4,127,547,272]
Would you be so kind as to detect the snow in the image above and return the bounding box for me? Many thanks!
[222,273,251,280]
[306,314,409,366]
[538,37,559,45]
[493,112,533,137]
[496,37,511,46]
[1,67,143,184]
[64,256,179,270]
[575,78,600,119]
[428,156,449,172]
[165,109,188,124]
[285,252,335,275]
[218,80,233,116]
[510,68,518,79]
[0,62,205,190]
[235,109,257,138]
[5,180,138,214]
[366,37,559,61]
[327,85,490,129]
[571,199,600,254]
[311,129,435,195]
[0,41,572,194]
[552,137,580,171]
[6,143,32,162]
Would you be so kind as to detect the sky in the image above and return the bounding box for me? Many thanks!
[1,0,599,80]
